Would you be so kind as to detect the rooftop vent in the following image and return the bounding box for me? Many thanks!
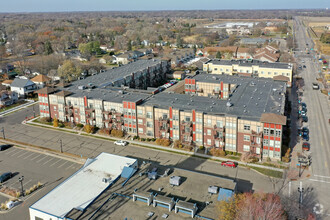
[226,102,232,107]
[243,105,246,108]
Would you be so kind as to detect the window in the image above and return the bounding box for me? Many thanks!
[256,126,261,133]
[185,116,191,122]
[147,122,152,128]
[196,118,202,124]
[263,150,268,156]
[147,112,152,119]
[243,125,250,131]
[196,128,202,134]
[173,115,179,121]
[214,68,218,71]
[270,129,274,135]
[244,135,250,141]
[261,71,264,74]
[268,72,271,75]
[263,139,269,145]
[216,121,223,127]
[274,72,278,75]
[185,127,190,133]
[243,145,250,152]
[275,141,281,148]
[269,140,274,147]
[162,114,168,119]
[207,129,211,135]
[147,131,153,136]
[138,128,144,133]
[138,119,143,124]
[274,151,280,158]
[207,119,212,126]
[256,137,261,144]
[207,139,211,145]
[264,128,269,135]
[54,106,57,110]
[275,130,281,137]
[256,147,260,154]
[226,69,229,72]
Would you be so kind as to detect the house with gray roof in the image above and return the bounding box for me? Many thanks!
[10,78,37,97]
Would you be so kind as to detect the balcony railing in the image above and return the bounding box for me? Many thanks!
[85,107,95,112]
[181,120,192,127]
[251,130,263,137]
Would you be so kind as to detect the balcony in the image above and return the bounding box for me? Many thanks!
[65,110,73,117]
[159,117,170,123]
[86,114,95,120]
[251,130,263,137]
[160,126,170,132]
[181,120,192,127]
[85,107,95,112]
[64,105,73,109]
[251,141,260,146]
[214,125,225,132]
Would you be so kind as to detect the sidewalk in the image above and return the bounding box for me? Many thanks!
[25,117,286,172]
[0,100,37,117]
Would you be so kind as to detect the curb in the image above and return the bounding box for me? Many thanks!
[23,118,286,172]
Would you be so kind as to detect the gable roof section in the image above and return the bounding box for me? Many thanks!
[31,74,51,83]
[260,113,286,125]
[35,87,58,95]
[11,78,35,88]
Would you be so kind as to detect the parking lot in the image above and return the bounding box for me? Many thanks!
[0,145,82,219]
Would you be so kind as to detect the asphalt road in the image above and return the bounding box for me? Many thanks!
[0,146,81,220]
[291,17,330,218]
[0,103,279,196]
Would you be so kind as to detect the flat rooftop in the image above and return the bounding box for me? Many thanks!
[66,87,151,103]
[205,59,292,70]
[30,153,137,219]
[71,59,163,88]
[142,74,286,121]
[76,163,237,220]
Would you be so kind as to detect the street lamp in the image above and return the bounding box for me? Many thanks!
[59,139,63,153]
[18,176,24,197]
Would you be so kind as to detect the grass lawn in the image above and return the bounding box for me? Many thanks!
[251,167,283,178]
[0,101,27,112]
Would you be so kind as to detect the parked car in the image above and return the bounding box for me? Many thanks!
[114,140,128,146]
[0,172,13,183]
[298,110,307,117]
[303,65,306,68]
[312,83,319,90]
[302,133,309,141]
[221,161,237,168]
[302,142,310,151]
[0,144,12,151]
[298,127,309,136]
[302,115,308,122]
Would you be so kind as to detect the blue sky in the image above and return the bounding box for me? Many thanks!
[0,0,328,12]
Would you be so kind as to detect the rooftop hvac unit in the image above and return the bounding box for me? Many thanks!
[170,176,181,186]
[208,186,218,194]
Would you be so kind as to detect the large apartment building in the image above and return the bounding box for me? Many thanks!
[203,59,293,86]
[38,71,286,160]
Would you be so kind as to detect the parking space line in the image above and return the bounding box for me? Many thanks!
[23,179,32,187]
[49,159,62,167]
[16,151,31,158]
[30,154,43,161]
[36,155,50,163]
[23,152,36,160]
[11,149,24,157]
[65,163,75,170]
[4,148,18,154]
[9,181,18,188]
[57,161,69,168]
[43,157,55,165]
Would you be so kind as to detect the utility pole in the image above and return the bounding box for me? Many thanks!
[59,139,63,153]
[298,181,303,209]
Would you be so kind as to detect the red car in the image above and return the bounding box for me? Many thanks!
[221,161,237,168]
[302,142,310,151]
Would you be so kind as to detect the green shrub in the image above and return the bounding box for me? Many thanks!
[84,124,94,133]
[233,152,237,156]
[59,123,65,128]
[77,123,84,128]
[147,138,151,141]
[151,138,156,142]
[40,117,51,123]
[133,136,139,140]
[199,146,205,151]
[141,138,146,141]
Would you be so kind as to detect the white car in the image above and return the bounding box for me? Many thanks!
[114,140,128,146]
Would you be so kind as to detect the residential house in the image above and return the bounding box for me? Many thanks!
[10,78,37,97]
[254,46,280,63]
[113,52,134,65]
[1,80,13,87]
[31,75,51,89]
[198,47,238,59]
[236,48,254,59]
[0,90,18,107]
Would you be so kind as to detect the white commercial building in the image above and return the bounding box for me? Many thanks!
[29,153,138,220]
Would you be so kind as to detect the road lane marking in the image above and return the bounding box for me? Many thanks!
[309,179,330,184]
[49,159,61,167]
[57,161,69,168]
[43,157,55,165]
[314,174,330,179]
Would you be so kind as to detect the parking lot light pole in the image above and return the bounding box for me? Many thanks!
[59,139,63,153]
[18,176,24,197]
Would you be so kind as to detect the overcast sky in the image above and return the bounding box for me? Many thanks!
[0,0,328,12]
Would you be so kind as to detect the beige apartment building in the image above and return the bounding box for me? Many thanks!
[203,59,293,86]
